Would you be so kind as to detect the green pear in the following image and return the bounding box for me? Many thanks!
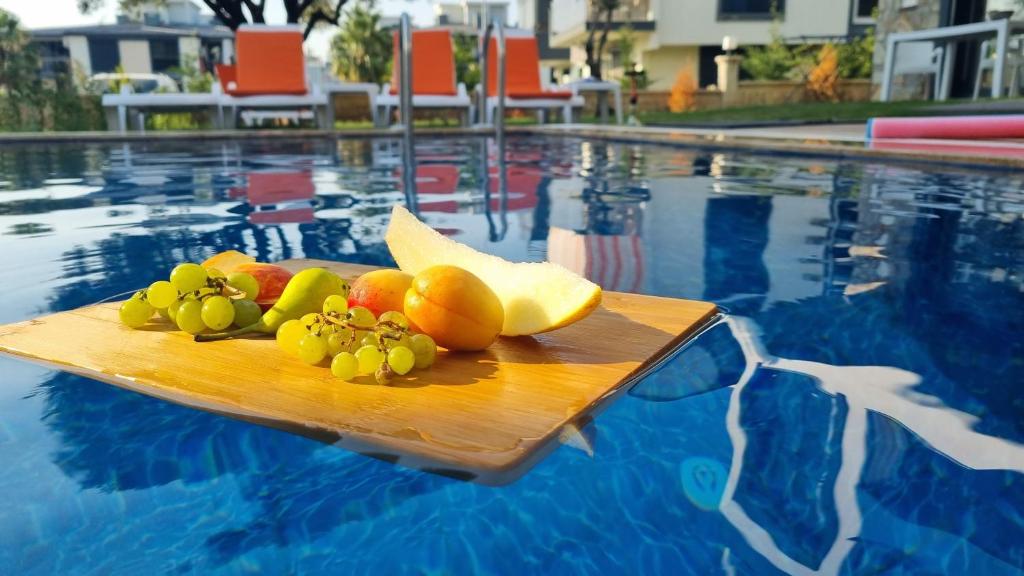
[195,267,349,341]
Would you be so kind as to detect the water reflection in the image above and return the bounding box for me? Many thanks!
[1,136,1023,574]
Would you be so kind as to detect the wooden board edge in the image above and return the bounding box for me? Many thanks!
[478,303,721,485]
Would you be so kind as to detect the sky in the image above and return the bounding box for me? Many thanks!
[0,0,515,61]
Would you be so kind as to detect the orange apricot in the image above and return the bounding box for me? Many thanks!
[403,266,504,351]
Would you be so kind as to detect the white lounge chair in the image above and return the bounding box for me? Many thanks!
[102,83,223,132]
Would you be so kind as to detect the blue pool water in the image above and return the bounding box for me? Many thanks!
[0,135,1022,574]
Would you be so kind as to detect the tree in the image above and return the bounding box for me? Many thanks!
[584,0,620,80]
[329,0,390,84]
[78,0,348,40]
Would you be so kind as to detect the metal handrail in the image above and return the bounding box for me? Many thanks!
[398,13,417,213]
[478,22,492,126]
[398,12,414,140]
[493,19,506,138]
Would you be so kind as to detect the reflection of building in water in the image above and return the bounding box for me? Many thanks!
[546,142,650,293]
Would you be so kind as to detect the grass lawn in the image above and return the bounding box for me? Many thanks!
[636,100,950,126]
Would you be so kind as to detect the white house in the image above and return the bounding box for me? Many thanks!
[540,0,878,89]
[29,0,233,83]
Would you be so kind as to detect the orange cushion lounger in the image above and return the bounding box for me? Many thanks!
[231,25,307,95]
[376,28,472,125]
[484,33,583,123]
[389,29,458,96]
[487,37,573,99]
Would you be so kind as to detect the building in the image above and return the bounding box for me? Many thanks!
[434,1,510,32]
[872,0,1022,100]
[543,0,879,89]
[517,0,571,83]
[29,0,233,83]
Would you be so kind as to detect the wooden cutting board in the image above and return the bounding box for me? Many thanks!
[0,259,717,484]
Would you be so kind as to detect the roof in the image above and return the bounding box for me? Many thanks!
[29,22,233,41]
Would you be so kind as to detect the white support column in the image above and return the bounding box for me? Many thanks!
[880,36,896,102]
[178,36,202,71]
[992,19,1008,98]
[63,35,91,78]
[118,40,152,74]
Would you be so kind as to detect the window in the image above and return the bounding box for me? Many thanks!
[150,39,180,73]
[88,37,119,73]
[855,0,878,19]
[718,0,783,20]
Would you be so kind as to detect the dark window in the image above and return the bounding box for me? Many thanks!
[855,0,878,18]
[150,39,180,72]
[88,37,119,73]
[719,0,783,20]
[36,40,71,78]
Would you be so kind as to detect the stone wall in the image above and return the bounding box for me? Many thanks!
[580,80,873,115]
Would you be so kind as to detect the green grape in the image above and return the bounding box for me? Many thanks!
[385,333,412,350]
[232,299,263,328]
[355,345,384,374]
[331,352,359,380]
[119,297,154,328]
[322,294,348,316]
[378,311,409,329]
[410,334,437,369]
[156,306,171,321]
[301,312,320,328]
[276,319,307,357]
[360,333,378,348]
[319,324,336,337]
[326,333,345,357]
[176,300,206,335]
[206,267,227,282]
[352,329,371,345]
[167,298,183,321]
[170,263,207,293]
[227,272,260,300]
[327,327,354,356]
[297,333,327,365]
[201,296,235,330]
[386,346,415,375]
[347,306,376,328]
[147,280,178,308]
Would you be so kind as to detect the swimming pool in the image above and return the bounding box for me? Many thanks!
[0,135,1021,574]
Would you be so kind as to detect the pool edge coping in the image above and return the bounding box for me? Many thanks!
[2,124,1023,169]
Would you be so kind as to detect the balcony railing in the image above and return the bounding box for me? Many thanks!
[550,0,653,44]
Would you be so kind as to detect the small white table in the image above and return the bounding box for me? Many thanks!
[323,82,380,128]
[881,19,1024,101]
[570,80,624,125]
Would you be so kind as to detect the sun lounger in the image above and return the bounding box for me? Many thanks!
[376,29,473,126]
[101,83,224,132]
[217,25,332,128]
[485,31,584,124]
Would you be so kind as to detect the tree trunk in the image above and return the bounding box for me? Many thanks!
[594,7,614,80]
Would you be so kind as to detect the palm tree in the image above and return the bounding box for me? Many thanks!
[329,0,391,85]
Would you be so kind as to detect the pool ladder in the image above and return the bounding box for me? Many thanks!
[396,14,506,140]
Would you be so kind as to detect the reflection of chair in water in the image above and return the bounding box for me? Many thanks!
[234,171,316,224]
[547,227,645,293]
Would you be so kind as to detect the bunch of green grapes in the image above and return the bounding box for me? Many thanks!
[119,262,263,335]
[276,295,437,384]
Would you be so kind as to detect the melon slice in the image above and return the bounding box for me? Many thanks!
[385,205,602,336]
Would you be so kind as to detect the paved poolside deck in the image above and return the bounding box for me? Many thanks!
[2,122,1023,168]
